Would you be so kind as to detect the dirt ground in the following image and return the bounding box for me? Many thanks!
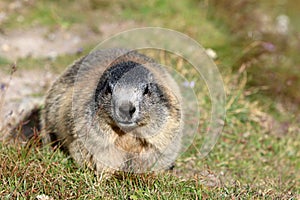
[0,21,137,60]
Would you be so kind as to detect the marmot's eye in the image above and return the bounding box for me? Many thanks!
[105,82,112,95]
[143,84,150,96]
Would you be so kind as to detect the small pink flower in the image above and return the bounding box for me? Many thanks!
[262,42,276,52]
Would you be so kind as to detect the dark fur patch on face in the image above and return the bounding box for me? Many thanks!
[93,60,173,126]
[94,61,141,105]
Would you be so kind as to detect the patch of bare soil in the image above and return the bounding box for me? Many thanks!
[0,69,54,141]
[0,27,91,60]
[0,21,138,60]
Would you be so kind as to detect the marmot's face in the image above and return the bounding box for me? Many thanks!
[95,61,170,134]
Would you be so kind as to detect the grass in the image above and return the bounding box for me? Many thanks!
[2,0,84,29]
[1,127,298,199]
[0,0,299,199]
[210,0,300,109]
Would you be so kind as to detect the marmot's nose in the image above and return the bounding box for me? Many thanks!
[118,101,136,120]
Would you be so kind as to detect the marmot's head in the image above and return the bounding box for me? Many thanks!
[95,60,175,135]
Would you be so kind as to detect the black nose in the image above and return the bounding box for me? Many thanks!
[118,101,136,120]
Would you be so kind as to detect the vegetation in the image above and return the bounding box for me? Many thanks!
[0,0,299,199]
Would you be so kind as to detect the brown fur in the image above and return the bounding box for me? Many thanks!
[41,48,183,173]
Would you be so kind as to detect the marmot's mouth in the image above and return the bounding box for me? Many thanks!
[117,121,137,130]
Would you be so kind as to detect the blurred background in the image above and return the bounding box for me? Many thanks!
[0,0,299,198]
[0,0,299,116]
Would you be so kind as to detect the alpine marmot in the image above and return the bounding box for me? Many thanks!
[41,48,183,173]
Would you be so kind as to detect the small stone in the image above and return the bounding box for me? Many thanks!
[1,44,10,52]
[36,194,54,200]
[205,48,217,60]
